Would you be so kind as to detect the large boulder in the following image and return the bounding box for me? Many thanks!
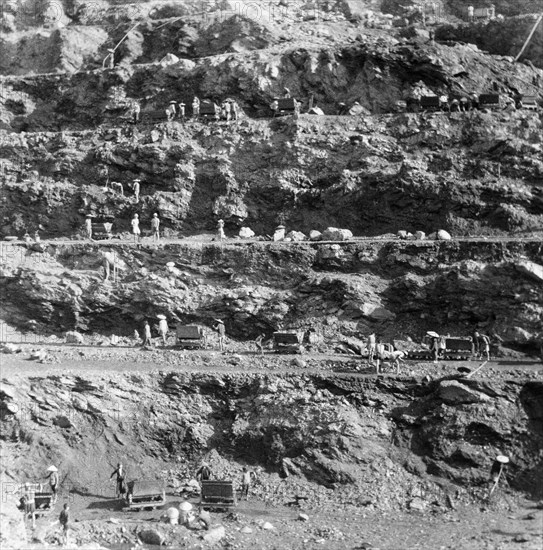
[273,226,285,241]
[65,331,84,344]
[321,227,353,241]
[239,227,255,238]
[160,53,180,66]
[309,230,322,241]
[515,261,543,283]
[438,380,491,404]
[286,231,306,242]
[437,229,452,241]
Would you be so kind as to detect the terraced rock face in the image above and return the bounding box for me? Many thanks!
[0,112,542,237]
[1,368,542,506]
[1,240,541,353]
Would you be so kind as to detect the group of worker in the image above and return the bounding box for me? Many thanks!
[19,465,70,544]
[138,317,226,350]
[163,96,239,122]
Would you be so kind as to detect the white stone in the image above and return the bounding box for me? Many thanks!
[414,231,426,240]
[239,227,255,238]
[160,53,180,66]
[273,227,285,241]
[321,227,353,241]
[437,229,452,241]
[309,230,322,241]
[515,260,543,283]
[286,231,306,241]
[202,525,226,543]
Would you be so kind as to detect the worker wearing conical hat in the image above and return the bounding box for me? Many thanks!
[46,465,59,498]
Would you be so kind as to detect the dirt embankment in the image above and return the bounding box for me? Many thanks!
[0,358,542,547]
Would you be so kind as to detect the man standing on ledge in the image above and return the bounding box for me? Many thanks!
[151,213,160,242]
[213,319,225,352]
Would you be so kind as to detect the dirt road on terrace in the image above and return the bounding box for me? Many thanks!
[1,343,542,379]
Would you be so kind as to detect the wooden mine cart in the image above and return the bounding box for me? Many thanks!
[125,480,166,511]
[408,336,473,360]
[175,324,205,349]
[520,95,538,111]
[274,98,297,117]
[273,331,304,354]
[420,96,441,112]
[18,484,55,516]
[34,490,55,514]
[478,94,502,110]
[200,480,237,511]
[91,216,114,240]
[200,101,220,121]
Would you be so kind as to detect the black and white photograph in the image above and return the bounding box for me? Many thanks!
[0,1,542,548]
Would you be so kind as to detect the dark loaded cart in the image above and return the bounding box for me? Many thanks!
[273,98,297,116]
[408,336,473,360]
[91,216,114,240]
[200,101,221,121]
[175,324,205,349]
[273,331,304,354]
[125,480,166,511]
[200,480,237,511]
[519,95,538,111]
[420,96,441,112]
[478,94,502,110]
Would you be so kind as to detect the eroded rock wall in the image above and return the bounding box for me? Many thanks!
[1,370,541,507]
[0,240,541,349]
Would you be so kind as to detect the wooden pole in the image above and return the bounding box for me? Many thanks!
[515,13,543,62]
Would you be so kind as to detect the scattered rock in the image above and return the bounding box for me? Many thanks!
[1,343,21,354]
[292,358,307,368]
[397,230,408,239]
[298,513,309,521]
[408,497,427,511]
[262,522,275,530]
[240,526,253,534]
[30,349,48,361]
[414,231,426,240]
[239,227,255,238]
[202,525,226,543]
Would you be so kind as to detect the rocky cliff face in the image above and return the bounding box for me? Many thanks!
[1,369,541,507]
[1,240,541,351]
[1,111,542,238]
